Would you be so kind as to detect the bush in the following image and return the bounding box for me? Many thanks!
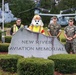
[61,38,66,42]
[0,43,9,52]
[5,36,12,43]
[17,58,54,75]
[48,54,76,74]
[5,22,15,28]
[59,30,66,44]
[0,54,23,73]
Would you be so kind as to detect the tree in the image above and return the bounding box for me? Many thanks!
[57,0,76,11]
[0,0,35,26]
[9,0,35,25]
[1,0,76,27]
[40,0,52,26]
[40,0,59,26]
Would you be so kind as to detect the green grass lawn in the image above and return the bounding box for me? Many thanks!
[59,30,65,40]
[59,29,66,44]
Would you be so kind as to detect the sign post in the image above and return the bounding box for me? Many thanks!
[1,0,5,43]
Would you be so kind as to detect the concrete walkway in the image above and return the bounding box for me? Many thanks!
[5,28,11,36]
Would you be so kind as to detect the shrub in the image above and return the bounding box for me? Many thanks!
[48,54,76,74]
[0,43,9,52]
[5,36,12,43]
[5,22,15,28]
[0,54,23,73]
[17,58,54,75]
[61,38,66,42]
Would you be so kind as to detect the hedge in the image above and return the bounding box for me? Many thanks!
[48,54,76,74]
[5,36,12,43]
[61,38,66,42]
[0,54,23,73]
[17,58,54,75]
[0,43,9,52]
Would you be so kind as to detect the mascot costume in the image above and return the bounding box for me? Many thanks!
[29,15,45,34]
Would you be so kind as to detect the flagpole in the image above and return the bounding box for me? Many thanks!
[2,0,5,43]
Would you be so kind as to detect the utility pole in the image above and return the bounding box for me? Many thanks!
[1,0,5,43]
[75,11,76,21]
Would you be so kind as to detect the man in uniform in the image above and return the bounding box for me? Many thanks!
[48,16,61,40]
[64,18,76,54]
[10,18,24,35]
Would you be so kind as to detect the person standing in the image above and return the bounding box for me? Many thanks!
[10,18,24,35]
[48,16,61,40]
[64,18,76,54]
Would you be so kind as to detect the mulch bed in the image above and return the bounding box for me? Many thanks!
[54,71,76,75]
[54,71,64,75]
[0,52,8,54]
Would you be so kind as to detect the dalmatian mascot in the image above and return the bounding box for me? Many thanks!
[28,15,45,34]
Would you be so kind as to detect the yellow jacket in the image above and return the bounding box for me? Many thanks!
[29,25,45,34]
[13,24,24,33]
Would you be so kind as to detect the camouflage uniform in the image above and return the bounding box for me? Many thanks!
[73,38,76,53]
[48,23,61,40]
[64,25,76,53]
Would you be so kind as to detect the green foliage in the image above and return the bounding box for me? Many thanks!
[61,38,66,42]
[58,0,76,11]
[1,0,76,27]
[59,30,66,44]
[0,43,9,52]
[5,36,12,43]
[48,54,76,74]
[9,0,35,25]
[17,58,54,75]
[0,54,23,73]
[41,0,51,9]
[4,21,15,28]
[0,0,35,27]
[40,0,58,26]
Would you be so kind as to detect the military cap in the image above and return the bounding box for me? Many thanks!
[52,16,57,19]
[68,18,74,22]
[17,18,21,21]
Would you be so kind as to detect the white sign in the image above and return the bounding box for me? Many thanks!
[8,28,67,59]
